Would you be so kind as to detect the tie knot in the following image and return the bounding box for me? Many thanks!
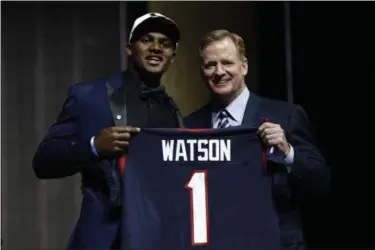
[217,109,231,128]
[218,109,230,119]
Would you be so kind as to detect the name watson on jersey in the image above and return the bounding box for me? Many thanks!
[161,139,231,162]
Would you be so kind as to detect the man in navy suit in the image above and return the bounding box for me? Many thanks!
[32,13,184,249]
[184,29,330,250]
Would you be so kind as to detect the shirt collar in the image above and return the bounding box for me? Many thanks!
[213,87,250,122]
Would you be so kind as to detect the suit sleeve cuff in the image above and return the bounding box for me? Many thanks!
[90,136,99,156]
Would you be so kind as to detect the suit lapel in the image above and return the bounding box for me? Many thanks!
[242,92,262,127]
[107,69,148,127]
[106,72,127,126]
[103,73,127,207]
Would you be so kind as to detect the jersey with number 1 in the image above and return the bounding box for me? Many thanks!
[121,127,281,250]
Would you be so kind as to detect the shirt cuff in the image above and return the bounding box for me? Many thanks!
[284,145,294,173]
[90,136,99,156]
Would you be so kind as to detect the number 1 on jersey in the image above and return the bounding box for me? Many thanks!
[185,170,209,246]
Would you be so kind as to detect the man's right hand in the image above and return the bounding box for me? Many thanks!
[94,126,141,157]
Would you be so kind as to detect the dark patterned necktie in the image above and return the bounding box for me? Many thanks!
[217,109,231,128]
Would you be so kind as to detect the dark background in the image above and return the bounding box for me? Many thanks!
[257,2,374,248]
[2,1,374,249]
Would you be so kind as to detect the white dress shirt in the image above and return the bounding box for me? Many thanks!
[211,87,294,166]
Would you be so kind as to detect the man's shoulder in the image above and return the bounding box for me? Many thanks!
[69,72,123,97]
[254,94,309,128]
[183,104,210,127]
[184,104,209,119]
[256,94,299,114]
[186,105,208,116]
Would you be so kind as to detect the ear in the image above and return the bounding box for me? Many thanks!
[170,51,177,64]
[125,44,132,56]
[199,67,205,80]
[241,57,248,76]
[199,63,208,83]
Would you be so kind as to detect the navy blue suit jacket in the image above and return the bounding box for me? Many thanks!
[184,93,330,250]
[33,72,124,249]
[32,69,184,249]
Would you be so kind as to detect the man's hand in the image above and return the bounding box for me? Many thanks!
[258,122,290,157]
[94,126,141,156]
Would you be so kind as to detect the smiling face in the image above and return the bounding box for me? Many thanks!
[200,36,248,105]
[126,32,176,76]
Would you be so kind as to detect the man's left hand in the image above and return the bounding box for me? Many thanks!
[258,122,290,157]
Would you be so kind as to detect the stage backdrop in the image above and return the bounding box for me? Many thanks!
[149,1,258,116]
[1,2,122,248]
